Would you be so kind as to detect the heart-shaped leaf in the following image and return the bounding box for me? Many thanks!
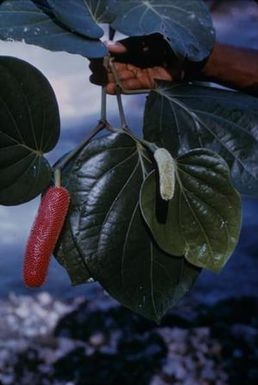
[111,0,215,61]
[0,0,107,58]
[0,56,60,205]
[140,149,242,272]
[47,0,117,39]
[58,132,200,321]
[144,82,258,196]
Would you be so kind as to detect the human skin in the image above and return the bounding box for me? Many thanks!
[201,43,258,95]
[103,41,258,96]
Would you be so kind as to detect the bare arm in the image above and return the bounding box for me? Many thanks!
[200,43,258,95]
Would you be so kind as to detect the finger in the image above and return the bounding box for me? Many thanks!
[122,78,151,91]
[107,72,134,84]
[122,78,155,91]
[111,62,129,71]
[106,37,147,66]
[106,78,150,94]
[148,67,173,82]
[107,62,136,83]
[106,41,128,54]
[106,63,130,82]
[134,70,155,89]
[105,67,174,93]
[109,63,144,80]
[106,83,116,95]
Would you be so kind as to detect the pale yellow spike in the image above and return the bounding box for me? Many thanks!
[154,148,176,201]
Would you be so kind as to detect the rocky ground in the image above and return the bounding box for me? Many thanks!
[0,290,257,385]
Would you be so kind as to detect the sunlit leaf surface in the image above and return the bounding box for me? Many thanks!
[0,0,107,58]
[112,0,215,61]
[57,133,200,321]
[144,82,258,196]
[141,149,242,272]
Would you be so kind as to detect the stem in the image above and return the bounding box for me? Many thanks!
[54,121,106,171]
[116,91,129,131]
[140,139,159,153]
[108,58,130,131]
[109,26,116,41]
[54,168,61,187]
[101,86,107,121]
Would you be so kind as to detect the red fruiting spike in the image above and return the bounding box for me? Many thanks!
[23,186,70,288]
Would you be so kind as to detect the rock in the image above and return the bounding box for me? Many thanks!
[215,297,258,327]
[37,292,53,307]
[231,324,258,345]
[117,332,167,364]
[89,333,106,348]
[0,374,15,385]
[201,364,217,381]
[54,333,167,385]
[162,358,187,380]
[157,327,188,345]
[0,291,257,385]
[54,300,155,341]
[149,376,168,385]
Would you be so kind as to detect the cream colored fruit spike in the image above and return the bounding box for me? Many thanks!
[154,148,176,201]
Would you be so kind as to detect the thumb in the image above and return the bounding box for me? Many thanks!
[106,40,128,54]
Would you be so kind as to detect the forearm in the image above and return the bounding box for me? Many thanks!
[200,43,258,96]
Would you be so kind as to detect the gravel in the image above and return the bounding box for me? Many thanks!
[0,290,257,385]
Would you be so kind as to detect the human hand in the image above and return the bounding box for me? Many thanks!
[89,34,180,94]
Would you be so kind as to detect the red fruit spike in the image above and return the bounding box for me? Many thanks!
[23,186,70,288]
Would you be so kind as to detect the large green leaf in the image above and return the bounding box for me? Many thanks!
[0,0,107,58]
[140,149,242,272]
[58,132,200,321]
[89,0,118,24]
[54,155,92,285]
[144,82,258,196]
[111,0,215,61]
[55,212,92,285]
[47,0,117,39]
[0,56,60,205]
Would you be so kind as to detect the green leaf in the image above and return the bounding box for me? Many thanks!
[144,82,258,196]
[48,0,117,39]
[59,132,200,322]
[47,0,103,39]
[0,56,60,205]
[111,0,215,61]
[55,212,93,285]
[0,0,107,58]
[54,155,92,285]
[90,0,118,23]
[140,149,242,272]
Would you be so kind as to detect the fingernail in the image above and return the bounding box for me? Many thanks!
[104,40,117,47]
